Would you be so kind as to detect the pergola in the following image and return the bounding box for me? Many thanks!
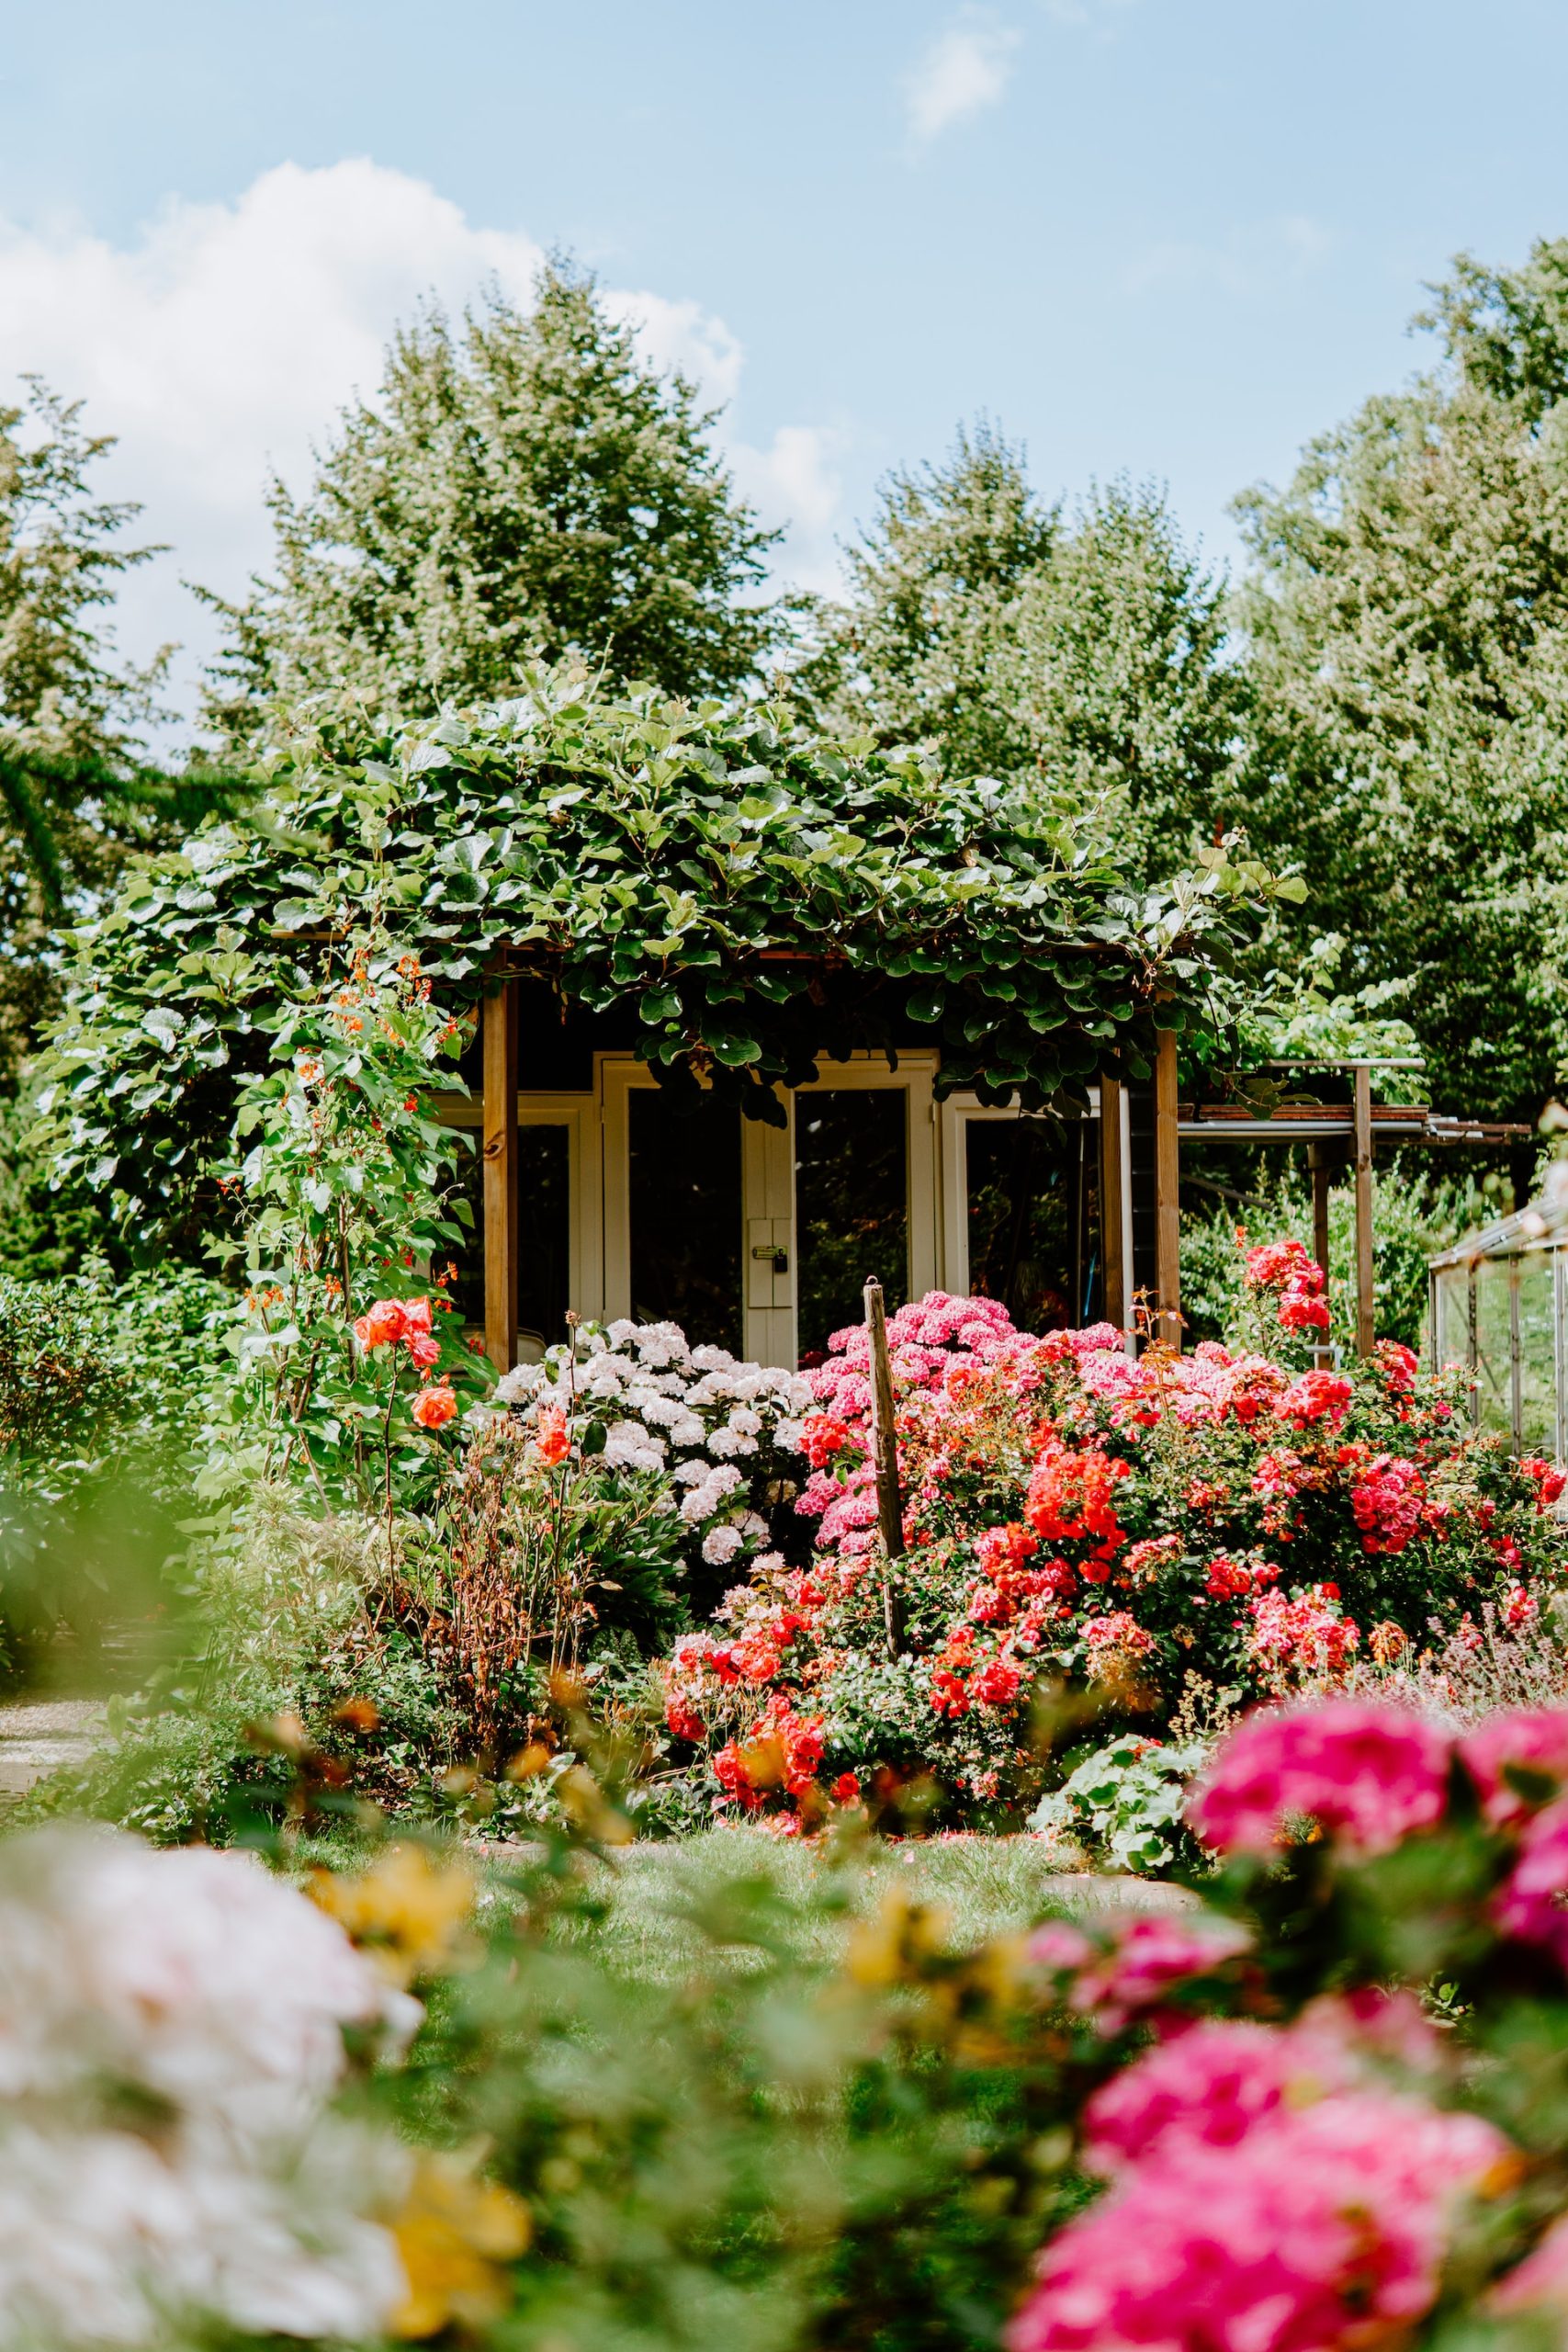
[1093,1055,1524,1366]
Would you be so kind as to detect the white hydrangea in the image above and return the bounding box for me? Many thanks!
[701,1524,745,1566]
[706,1425,758,1460]
[603,1420,668,1473]
[0,1826,412,2348]
[495,1319,807,1570]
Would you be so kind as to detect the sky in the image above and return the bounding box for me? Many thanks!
[4,0,1568,729]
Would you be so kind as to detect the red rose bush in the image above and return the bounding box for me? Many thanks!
[659,1292,1568,1828]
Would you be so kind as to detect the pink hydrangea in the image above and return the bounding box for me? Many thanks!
[1188,1700,1451,1856]
[1460,1709,1568,1828]
[1083,2018,1316,2170]
[1028,1910,1252,2031]
[1495,1795,1568,1966]
[1083,1995,1441,2176]
[1008,2091,1511,2352]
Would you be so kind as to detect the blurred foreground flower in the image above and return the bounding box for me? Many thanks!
[389,2150,532,2339]
[0,1826,417,2346]
[309,1841,477,1985]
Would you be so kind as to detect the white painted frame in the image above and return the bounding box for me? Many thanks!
[432,1089,604,1351]
[938,1085,1101,1310]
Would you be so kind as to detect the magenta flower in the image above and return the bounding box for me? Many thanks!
[1461,1709,1568,1828]
[1188,1701,1451,1856]
[1008,2092,1510,2352]
[1028,1910,1251,2032]
[1495,1795,1568,1966]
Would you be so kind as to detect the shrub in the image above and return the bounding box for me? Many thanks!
[659,1293,1568,1830]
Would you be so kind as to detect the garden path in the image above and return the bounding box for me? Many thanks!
[0,1695,105,1803]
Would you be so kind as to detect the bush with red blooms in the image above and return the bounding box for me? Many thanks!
[659,1292,1568,1828]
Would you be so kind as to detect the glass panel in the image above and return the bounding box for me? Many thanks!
[628,1089,742,1353]
[446,1122,571,1360]
[1518,1257,1556,1453]
[1475,1259,1513,1441]
[965,1118,1076,1332]
[795,1090,907,1363]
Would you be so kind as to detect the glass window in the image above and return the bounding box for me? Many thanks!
[446,1123,572,1358]
[628,1089,743,1352]
[965,1118,1075,1332]
[795,1090,908,1363]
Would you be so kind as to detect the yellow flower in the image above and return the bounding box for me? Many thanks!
[389,2152,531,2340]
[845,1886,953,1988]
[310,1842,476,1985]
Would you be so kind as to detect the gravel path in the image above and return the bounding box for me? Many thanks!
[0,1696,105,1802]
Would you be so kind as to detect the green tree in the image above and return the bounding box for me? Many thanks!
[206,259,781,730]
[805,439,1240,879]
[798,420,1056,776]
[998,478,1243,879]
[1234,237,1568,1123]
[0,379,172,1084]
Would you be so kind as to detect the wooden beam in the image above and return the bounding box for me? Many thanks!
[1308,1141,1333,1369]
[482,974,519,1373]
[1352,1061,1375,1358]
[1099,1078,1127,1335]
[1154,1028,1181,1350]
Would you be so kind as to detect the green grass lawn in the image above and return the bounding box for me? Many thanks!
[475,1827,1182,1981]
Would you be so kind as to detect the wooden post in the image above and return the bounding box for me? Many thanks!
[863,1278,904,1657]
[1308,1141,1333,1368]
[1510,1258,1524,1449]
[1099,1078,1127,1334]
[1154,1028,1180,1351]
[482,972,519,1373]
[1352,1062,1375,1359]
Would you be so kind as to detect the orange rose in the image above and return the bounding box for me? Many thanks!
[406,1331,441,1372]
[412,1384,458,1430]
[534,1404,570,1466]
[401,1296,434,1338]
[354,1298,408,1349]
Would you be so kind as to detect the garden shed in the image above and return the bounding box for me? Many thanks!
[1428,1196,1568,1455]
[43,669,1529,1379]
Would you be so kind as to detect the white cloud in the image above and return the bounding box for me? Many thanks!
[0,159,845,724]
[1124,214,1332,300]
[904,14,1022,145]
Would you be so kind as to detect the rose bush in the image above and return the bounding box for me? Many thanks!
[658,1291,1568,1829]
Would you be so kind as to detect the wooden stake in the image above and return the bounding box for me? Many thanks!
[482,972,518,1374]
[1308,1141,1333,1369]
[1154,1028,1181,1351]
[1099,1077,1127,1334]
[863,1277,905,1657]
[1353,1062,1375,1360]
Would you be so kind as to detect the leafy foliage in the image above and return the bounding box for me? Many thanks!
[37,660,1291,1241]
[204,260,782,734]
[804,435,1243,885]
[1233,239,1568,1120]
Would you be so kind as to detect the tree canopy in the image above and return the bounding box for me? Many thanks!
[38,661,1291,1236]
[1233,236,1568,1119]
[0,380,174,1085]
[802,430,1242,884]
[205,261,782,736]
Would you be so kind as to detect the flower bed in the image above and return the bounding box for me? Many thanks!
[658,1291,1568,1829]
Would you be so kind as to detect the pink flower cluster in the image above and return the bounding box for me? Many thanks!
[1188,1700,1449,1855]
[1028,1911,1253,2035]
[1243,1585,1359,1690]
[805,1291,1020,1423]
[1349,1453,1431,1555]
[1010,2062,1508,2352]
[1241,1233,1331,1334]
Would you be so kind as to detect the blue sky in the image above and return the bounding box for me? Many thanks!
[4,0,1568,722]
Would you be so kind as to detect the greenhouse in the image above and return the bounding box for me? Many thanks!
[1428,1203,1568,1455]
